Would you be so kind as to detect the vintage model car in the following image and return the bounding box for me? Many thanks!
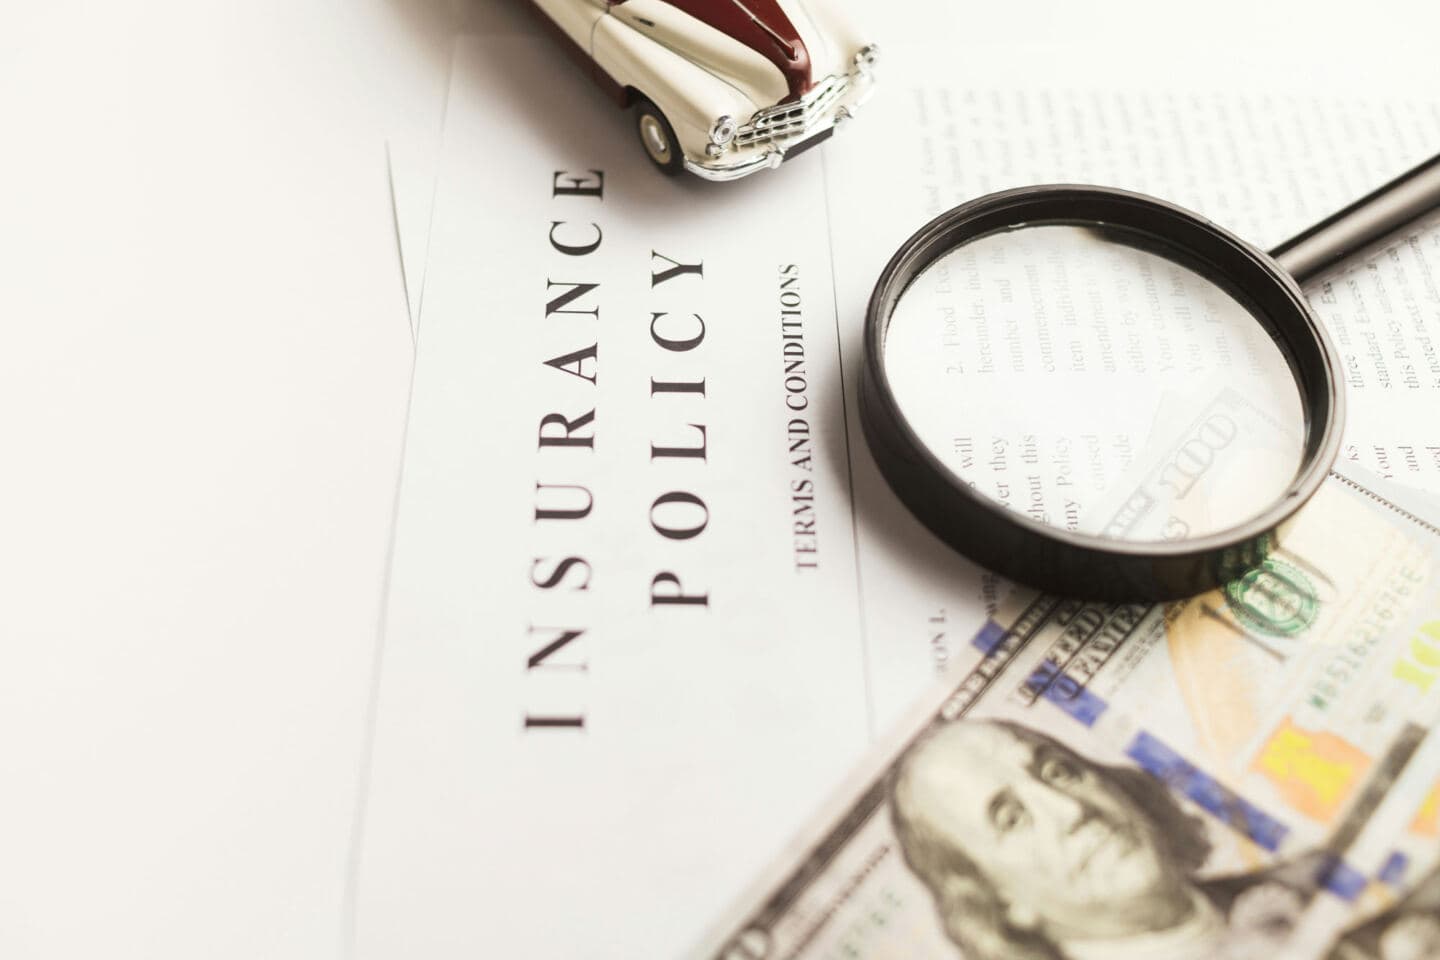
[529,0,877,181]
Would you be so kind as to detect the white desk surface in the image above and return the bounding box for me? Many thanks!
[1,1,1435,956]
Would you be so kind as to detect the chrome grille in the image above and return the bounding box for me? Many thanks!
[735,75,849,147]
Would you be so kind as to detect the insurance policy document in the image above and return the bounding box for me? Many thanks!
[351,37,1440,959]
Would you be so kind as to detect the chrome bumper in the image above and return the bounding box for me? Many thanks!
[683,148,785,182]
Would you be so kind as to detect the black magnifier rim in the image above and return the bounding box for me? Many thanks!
[860,185,1345,600]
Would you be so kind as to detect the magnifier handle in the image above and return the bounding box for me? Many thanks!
[1270,152,1440,285]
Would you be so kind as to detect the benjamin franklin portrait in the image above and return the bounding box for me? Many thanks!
[890,718,1324,960]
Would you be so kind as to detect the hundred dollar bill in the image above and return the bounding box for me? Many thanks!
[1317,783,1440,959]
[1087,386,1304,543]
[693,470,1440,960]
[1288,715,1440,960]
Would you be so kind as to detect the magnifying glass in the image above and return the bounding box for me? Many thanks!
[861,154,1440,600]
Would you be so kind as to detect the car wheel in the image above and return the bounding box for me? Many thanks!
[635,99,683,176]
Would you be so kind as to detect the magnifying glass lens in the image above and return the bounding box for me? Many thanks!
[883,223,1306,544]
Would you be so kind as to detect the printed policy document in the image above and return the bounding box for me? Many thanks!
[351,36,1440,959]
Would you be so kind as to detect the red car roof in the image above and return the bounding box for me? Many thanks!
[658,0,812,100]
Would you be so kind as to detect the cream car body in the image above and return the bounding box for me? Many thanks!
[529,0,877,180]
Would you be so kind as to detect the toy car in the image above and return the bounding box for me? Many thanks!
[529,0,877,181]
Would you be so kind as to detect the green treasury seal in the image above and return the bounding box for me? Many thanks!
[1224,557,1321,638]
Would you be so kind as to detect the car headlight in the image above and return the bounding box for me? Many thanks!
[854,44,879,72]
[709,115,737,151]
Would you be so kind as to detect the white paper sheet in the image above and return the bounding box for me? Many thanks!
[349,0,540,337]
[353,37,881,960]
[355,33,1440,960]
[826,49,1440,730]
